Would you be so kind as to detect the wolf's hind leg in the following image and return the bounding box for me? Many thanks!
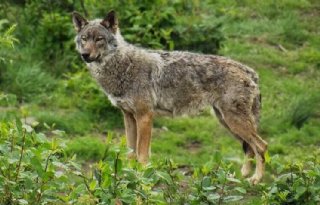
[241,142,255,177]
[123,111,137,159]
[221,109,267,184]
[213,106,254,177]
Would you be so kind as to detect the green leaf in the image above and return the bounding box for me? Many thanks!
[235,187,247,194]
[203,186,216,191]
[202,176,211,188]
[143,167,155,178]
[295,186,307,199]
[102,174,111,187]
[22,124,33,133]
[115,158,122,174]
[8,155,19,164]
[207,193,220,202]
[120,190,136,203]
[223,195,244,202]
[17,199,28,205]
[89,180,97,190]
[94,169,102,185]
[156,171,172,184]
[16,118,23,134]
[227,177,241,183]
[30,157,44,177]
[265,151,271,164]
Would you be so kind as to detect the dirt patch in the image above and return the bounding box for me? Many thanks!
[184,140,202,154]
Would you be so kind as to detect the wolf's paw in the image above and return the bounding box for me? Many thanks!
[127,152,136,160]
[241,163,252,178]
[137,155,149,165]
[247,174,262,185]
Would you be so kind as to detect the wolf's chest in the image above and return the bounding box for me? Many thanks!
[107,94,134,112]
[88,62,128,96]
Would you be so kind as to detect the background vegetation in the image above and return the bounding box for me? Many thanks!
[0,0,319,204]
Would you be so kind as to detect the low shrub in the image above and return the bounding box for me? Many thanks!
[1,62,56,103]
[1,120,320,204]
[264,155,320,204]
[0,119,79,204]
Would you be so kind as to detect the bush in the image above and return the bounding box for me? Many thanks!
[0,119,80,204]
[1,120,320,204]
[103,1,224,53]
[35,12,77,75]
[264,155,320,204]
[1,62,56,102]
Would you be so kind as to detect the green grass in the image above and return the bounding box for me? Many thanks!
[152,115,243,166]
[66,136,107,161]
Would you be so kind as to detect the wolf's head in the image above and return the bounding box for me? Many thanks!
[72,11,120,63]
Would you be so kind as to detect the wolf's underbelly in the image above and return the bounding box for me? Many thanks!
[153,88,217,116]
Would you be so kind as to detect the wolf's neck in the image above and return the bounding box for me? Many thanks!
[88,44,136,96]
[87,34,162,96]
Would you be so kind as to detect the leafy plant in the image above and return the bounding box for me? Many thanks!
[0,22,17,48]
[2,62,56,102]
[0,119,80,204]
[263,155,320,204]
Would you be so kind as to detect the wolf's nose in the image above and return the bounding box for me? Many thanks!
[81,53,90,61]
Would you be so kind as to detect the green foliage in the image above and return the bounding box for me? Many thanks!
[286,94,320,129]
[0,93,18,107]
[0,119,80,204]
[0,21,18,62]
[65,135,249,204]
[264,155,320,204]
[0,22,17,48]
[1,121,320,204]
[87,0,224,53]
[36,12,76,75]
[2,62,56,102]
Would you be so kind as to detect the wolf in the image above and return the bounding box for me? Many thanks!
[72,10,268,184]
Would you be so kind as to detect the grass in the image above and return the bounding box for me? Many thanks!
[152,115,242,166]
[66,136,107,161]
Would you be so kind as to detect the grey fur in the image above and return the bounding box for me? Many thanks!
[72,11,267,184]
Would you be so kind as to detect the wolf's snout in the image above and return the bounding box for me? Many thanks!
[81,53,101,63]
[81,53,90,61]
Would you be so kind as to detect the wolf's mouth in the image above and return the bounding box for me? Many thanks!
[82,54,101,63]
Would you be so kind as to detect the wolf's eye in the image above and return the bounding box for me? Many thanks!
[96,36,104,42]
[81,36,87,41]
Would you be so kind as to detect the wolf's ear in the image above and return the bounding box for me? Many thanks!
[101,10,118,33]
[72,11,88,32]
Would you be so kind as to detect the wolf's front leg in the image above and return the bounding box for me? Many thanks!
[136,111,153,164]
[123,111,137,159]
